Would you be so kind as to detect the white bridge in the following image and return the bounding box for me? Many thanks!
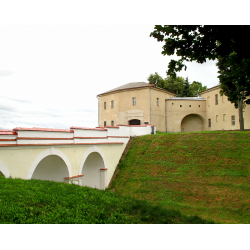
[0,125,155,190]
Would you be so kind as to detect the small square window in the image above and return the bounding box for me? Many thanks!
[111,100,114,109]
[198,105,200,107]
[180,105,182,107]
[172,103,174,105]
[208,119,211,127]
[111,120,114,126]
[104,102,106,110]
[189,105,191,107]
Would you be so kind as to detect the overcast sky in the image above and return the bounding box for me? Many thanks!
[1,1,246,130]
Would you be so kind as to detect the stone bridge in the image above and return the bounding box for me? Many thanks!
[0,125,155,190]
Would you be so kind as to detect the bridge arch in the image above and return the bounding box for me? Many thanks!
[181,113,205,132]
[0,160,11,178]
[79,146,107,190]
[26,148,72,182]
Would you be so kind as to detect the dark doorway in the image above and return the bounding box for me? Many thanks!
[129,119,141,125]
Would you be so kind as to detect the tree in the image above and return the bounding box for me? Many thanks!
[190,81,207,96]
[147,72,206,97]
[150,25,250,130]
[180,77,193,97]
[147,72,165,88]
[217,54,250,130]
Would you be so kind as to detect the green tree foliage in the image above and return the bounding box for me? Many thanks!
[190,81,207,97]
[150,25,250,130]
[217,54,250,129]
[147,72,207,97]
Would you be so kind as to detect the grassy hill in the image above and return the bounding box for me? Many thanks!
[0,176,212,224]
[109,131,250,224]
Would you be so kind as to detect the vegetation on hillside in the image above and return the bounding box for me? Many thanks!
[0,176,212,224]
[110,132,250,223]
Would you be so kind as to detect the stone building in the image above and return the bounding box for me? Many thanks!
[97,82,250,132]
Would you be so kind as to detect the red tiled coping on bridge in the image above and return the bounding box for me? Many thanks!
[0,130,17,135]
[104,126,119,129]
[107,136,129,138]
[13,127,74,133]
[64,175,84,179]
[0,139,16,141]
[17,137,73,140]
[74,137,107,139]
[0,142,123,147]
[100,168,108,170]
[70,126,107,131]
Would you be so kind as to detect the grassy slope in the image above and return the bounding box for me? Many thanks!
[0,176,213,224]
[110,132,250,224]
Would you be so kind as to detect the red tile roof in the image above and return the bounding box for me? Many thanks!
[13,127,73,133]
[0,130,17,135]
[70,127,107,131]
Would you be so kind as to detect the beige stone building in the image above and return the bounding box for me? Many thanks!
[97,82,250,132]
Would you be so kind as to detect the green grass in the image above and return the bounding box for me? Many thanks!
[0,176,213,224]
[110,132,250,223]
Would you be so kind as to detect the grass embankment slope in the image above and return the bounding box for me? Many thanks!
[0,177,212,224]
[110,131,250,224]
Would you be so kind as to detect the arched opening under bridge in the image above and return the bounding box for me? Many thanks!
[129,119,141,125]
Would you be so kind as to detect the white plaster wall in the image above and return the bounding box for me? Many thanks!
[130,125,151,136]
[73,129,107,138]
[108,137,130,144]
[106,128,121,136]
[74,138,108,144]
[17,139,74,145]
[0,141,16,145]
[16,131,74,138]
[0,134,17,140]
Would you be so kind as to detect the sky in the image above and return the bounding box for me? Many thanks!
[0,25,220,130]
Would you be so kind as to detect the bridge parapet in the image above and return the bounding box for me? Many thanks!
[0,124,156,146]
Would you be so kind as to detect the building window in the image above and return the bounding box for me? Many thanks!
[180,105,182,107]
[104,102,106,110]
[157,98,159,106]
[216,115,218,122]
[207,96,210,107]
[189,105,191,107]
[111,100,114,109]
[198,105,200,107]
[132,97,136,106]
[232,115,235,126]
[111,120,114,126]
[223,114,226,121]
[104,121,106,126]
[208,119,211,127]
[172,103,174,105]
[215,94,218,105]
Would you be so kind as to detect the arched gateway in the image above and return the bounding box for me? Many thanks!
[181,114,205,132]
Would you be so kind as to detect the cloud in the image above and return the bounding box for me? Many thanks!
[0,70,14,76]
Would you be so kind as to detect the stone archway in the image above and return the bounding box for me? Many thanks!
[129,119,141,125]
[26,148,72,182]
[79,147,107,190]
[31,155,69,182]
[181,114,205,132]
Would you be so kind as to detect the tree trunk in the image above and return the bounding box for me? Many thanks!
[238,98,244,131]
